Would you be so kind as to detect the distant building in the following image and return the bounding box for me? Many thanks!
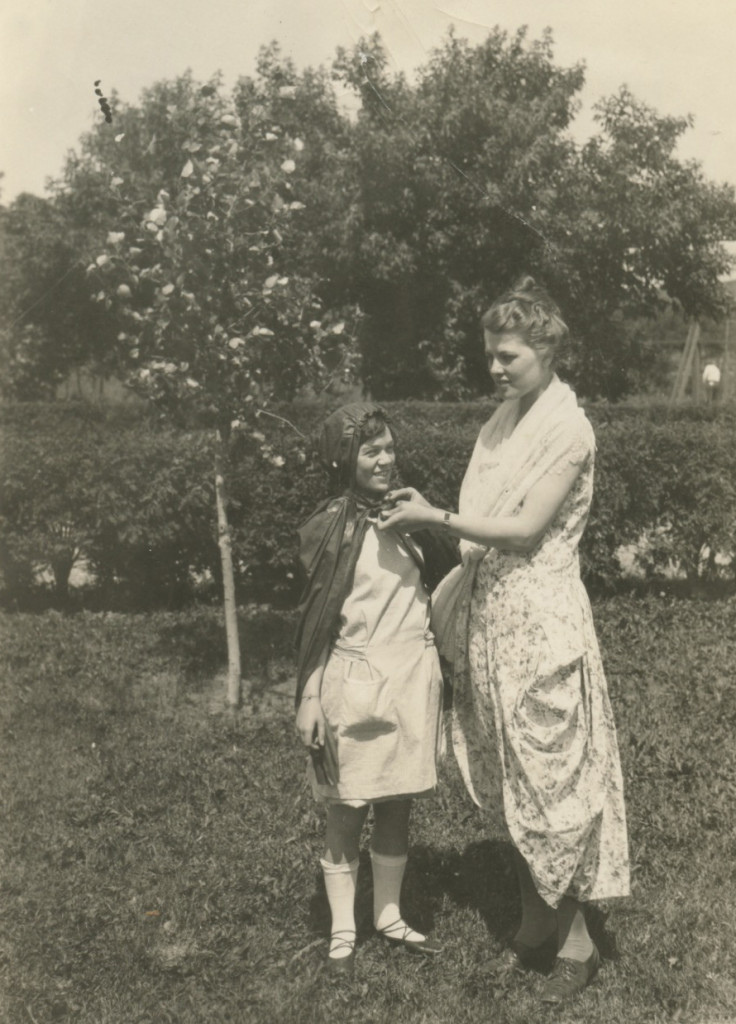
[56,368,146,405]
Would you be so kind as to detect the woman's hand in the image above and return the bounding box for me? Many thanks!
[385,487,432,508]
[378,498,439,533]
[296,696,325,749]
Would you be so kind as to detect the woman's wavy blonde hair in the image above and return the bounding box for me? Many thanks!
[481,275,569,354]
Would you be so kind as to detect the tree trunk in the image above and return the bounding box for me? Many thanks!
[214,432,243,707]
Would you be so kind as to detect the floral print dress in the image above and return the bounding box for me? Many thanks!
[451,421,630,907]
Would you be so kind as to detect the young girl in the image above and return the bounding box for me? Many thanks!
[295,402,455,971]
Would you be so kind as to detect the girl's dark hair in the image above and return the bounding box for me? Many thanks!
[481,275,568,352]
[358,411,392,446]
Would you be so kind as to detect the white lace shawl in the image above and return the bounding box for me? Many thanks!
[432,375,592,660]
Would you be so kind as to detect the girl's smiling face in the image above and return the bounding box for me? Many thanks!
[354,426,395,497]
[484,330,553,405]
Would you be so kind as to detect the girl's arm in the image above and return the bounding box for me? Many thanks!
[296,643,329,748]
[378,461,583,554]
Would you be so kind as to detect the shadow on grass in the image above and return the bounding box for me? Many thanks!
[413,839,517,942]
[422,840,622,963]
[301,837,623,965]
[303,840,515,948]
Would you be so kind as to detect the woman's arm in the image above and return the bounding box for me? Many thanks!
[378,461,583,554]
[296,643,329,748]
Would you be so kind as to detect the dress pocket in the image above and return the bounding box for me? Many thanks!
[536,611,585,677]
[525,581,586,677]
[339,658,396,738]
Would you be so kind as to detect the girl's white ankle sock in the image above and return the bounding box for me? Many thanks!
[320,857,359,959]
[370,849,425,942]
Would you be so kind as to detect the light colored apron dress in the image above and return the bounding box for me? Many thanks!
[311,524,443,806]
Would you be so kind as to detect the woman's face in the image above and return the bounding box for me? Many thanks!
[354,426,395,497]
[484,330,552,403]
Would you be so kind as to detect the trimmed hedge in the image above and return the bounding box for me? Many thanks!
[0,411,216,607]
[1,399,734,608]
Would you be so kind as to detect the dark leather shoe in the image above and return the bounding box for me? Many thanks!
[540,946,600,1005]
[377,920,442,955]
[325,930,356,974]
[487,933,558,978]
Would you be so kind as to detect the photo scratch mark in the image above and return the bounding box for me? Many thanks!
[353,0,557,258]
[434,5,494,33]
[360,64,557,258]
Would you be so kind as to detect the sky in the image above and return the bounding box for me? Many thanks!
[1,0,735,203]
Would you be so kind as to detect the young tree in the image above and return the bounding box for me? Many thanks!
[90,70,358,704]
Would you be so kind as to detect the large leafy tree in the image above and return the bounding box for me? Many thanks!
[329,29,585,397]
[329,31,736,399]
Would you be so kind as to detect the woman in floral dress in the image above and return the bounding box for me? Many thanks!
[378,277,629,1006]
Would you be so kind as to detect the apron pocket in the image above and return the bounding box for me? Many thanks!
[339,659,397,739]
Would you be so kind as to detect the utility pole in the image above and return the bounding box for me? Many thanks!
[669,321,701,407]
[722,306,733,402]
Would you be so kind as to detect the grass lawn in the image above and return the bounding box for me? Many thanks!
[1,598,735,1024]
